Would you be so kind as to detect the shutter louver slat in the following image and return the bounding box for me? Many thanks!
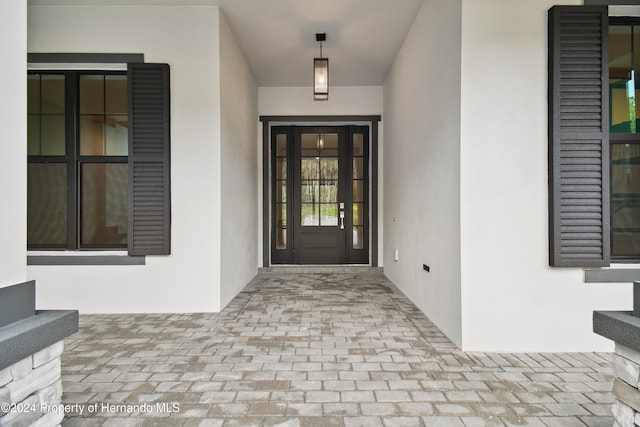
[128,63,171,256]
[548,6,609,267]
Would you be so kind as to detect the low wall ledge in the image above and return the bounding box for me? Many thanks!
[593,311,640,353]
[0,310,79,371]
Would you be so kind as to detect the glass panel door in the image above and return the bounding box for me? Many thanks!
[270,125,370,265]
[293,127,346,264]
[300,133,339,227]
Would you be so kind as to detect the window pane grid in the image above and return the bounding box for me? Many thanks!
[611,141,640,258]
[80,162,128,247]
[352,133,366,250]
[274,133,288,249]
[27,70,129,250]
[27,74,66,156]
[610,22,640,260]
[301,137,338,227]
[80,74,129,156]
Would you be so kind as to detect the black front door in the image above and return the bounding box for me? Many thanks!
[271,125,369,264]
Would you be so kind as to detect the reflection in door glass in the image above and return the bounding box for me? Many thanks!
[301,134,339,226]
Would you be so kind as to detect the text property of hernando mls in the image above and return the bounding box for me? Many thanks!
[1,401,181,416]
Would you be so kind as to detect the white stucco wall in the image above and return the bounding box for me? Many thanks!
[0,0,27,289]
[459,0,630,351]
[383,0,463,347]
[257,86,384,267]
[219,11,259,308]
[258,86,383,117]
[27,5,223,313]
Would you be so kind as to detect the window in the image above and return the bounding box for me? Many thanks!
[610,20,640,261]
[548,6,640,266]
[26,62,171,255]
[28,72,129,249]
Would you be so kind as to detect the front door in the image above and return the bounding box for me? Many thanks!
[271,125,369,264]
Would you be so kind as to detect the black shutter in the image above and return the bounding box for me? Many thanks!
[128,63,171,255]
[548,6,609,267]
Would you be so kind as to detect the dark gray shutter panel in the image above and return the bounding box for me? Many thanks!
[128,63,171,255]
[548,6,609,267]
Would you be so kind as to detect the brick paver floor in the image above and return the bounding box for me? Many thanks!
[60,272,614,426]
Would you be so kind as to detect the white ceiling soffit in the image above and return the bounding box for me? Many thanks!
[27,0,425,87]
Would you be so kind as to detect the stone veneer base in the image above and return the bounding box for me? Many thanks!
[0,341,65,427]
[0,308,78,427]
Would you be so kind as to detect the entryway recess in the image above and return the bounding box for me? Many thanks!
[260,116,380,266]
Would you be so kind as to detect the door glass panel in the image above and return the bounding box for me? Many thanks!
[301,134,320,157]
[301,133,339,227]
[27,163,67,246]
[320,181,337,203]
[274,132,288,250]
[321,204,338,226]
[353,181,364,203]
[353,133,364,156]
[276,182,287,203]
[353,203,364,225]
[320,158,338,180]
[353,158,364,179]
[276,134,288,156]
[276,203,287,249]
[353,226,364,250]
[301,203,320,225]
[301,158,320,180]
[301,182,319,203]
[276,158,287,179]
[321,134,339,156]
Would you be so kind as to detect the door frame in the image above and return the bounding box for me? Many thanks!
[260,115,381,267]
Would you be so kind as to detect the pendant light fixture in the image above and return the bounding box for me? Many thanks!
[314,33,329,101]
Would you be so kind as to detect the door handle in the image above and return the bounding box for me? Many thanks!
[339,210,345,230]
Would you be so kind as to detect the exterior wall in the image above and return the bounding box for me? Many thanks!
[383,0,463,347]
[257,86,384,267]
[27,5,223,313]
[459,0,629,351]
[0,0,27,289]
[258,86,383,117]
[219,11,259,308]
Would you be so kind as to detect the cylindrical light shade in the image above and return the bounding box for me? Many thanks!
[314,58,329,101]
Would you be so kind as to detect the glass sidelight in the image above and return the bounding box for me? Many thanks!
[352,133,365,250]
[275,134,288,250]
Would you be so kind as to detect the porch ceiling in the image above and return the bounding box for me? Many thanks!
[27,0,424,87]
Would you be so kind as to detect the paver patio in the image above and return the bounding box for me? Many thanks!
[60,272,614,426]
